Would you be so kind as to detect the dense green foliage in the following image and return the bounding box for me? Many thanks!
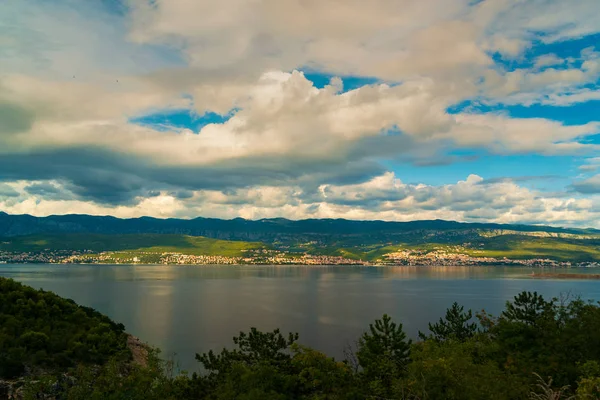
[0,277,129,379]
[418,302,478,342]
[356,314,411,398]
[4,278,600,399]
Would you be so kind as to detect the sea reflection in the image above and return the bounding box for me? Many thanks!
[380,266,520,279]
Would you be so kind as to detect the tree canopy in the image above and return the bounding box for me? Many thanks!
[0,277,129,379]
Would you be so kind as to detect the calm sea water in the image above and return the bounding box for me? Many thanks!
[2,264,600,372]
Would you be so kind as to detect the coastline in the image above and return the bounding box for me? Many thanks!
[5,249,597,268]
[2,261,600,269]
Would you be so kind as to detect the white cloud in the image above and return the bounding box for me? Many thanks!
[127,0,479,80]
[537,89,600,107]
[534,54,564,69]
[473,0,600,48]
[1,0,599,225]
[447,114,600,155]
[4,70,596,167]
[579,158,600,172]
[482,48,600,106]
[0,0,180,79]
[124,0,600,82]
[1,174,598,228]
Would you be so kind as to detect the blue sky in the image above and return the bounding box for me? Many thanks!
[0,0,599,227]
[130,110,233,132]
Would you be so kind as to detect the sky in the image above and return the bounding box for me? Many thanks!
[0,0,599,228]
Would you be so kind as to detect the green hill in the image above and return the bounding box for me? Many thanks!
[0,233,268,258]
[0,277,129,379]
[296,232,600,263]
[0,224,599,264]
[464,235,600,262]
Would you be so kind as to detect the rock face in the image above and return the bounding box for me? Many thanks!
[0,380,10,400]
[0,338,148,400]
[0,379,24,400]
[1,374,80,400]
[127,335,149,368]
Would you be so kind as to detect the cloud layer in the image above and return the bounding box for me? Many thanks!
[1,173,598,228]
[0,0,599,227]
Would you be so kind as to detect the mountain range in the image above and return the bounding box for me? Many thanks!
[1,211,597,238]
[1,212,599,264]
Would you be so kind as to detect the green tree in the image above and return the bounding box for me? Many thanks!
[419,302,478,342]
[193,328,300,398]
[0,277,129,379]
[357,314,411,397]
[24,349,185,400]
[196,328,298,374]
[576,361,600,399]
[483,292,600,388]
[291,344,360,399]
[400,338,528,399]
[502,291,554,326]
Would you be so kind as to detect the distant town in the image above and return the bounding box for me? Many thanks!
[1,248,598,267]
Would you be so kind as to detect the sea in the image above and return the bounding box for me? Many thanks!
[2,264,599,372]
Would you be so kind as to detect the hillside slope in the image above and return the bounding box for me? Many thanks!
[1,213,599,264]
[0,277,129,379]
[0,233,267,257]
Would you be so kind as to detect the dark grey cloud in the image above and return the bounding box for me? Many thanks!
[0,184,19,198]
[0,101,36,135]
[23,182,75,201]
[552,202,591,212]
[0,149,156,204]
[24,182,61,196]
[0,146,387,206]
[571,175,600,194]
[301,186,409,207]
[347,134,418,159]
[169,190,194,199]
[147,190,162,197]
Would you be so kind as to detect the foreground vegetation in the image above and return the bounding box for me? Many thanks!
[0,278,130,379]
[2,277,600,399]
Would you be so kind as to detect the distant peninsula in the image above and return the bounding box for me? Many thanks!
[0,212,599,267]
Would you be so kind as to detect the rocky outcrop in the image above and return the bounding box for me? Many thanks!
[127,335,149,368]
[0,378,24,400]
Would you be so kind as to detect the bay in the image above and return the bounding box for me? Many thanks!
[2,264,600,372]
